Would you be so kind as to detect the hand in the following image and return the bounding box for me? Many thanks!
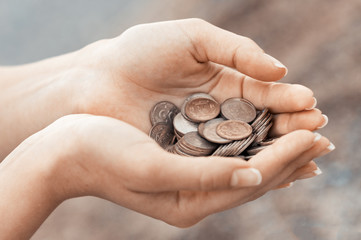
[75,18,324,134]
[0,114,333,239]
[0,18,327,158]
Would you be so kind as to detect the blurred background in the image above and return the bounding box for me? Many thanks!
[1,0,360,239]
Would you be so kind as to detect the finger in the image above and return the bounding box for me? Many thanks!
[273,182,294,190]
[248,130,318,182]
[270,109,327,136]
[258,135,332,193]
[179,130,320,214]
[125,152,263,192]
[276,161,319,185]
[208,70,315,113]
[242,79,316,113]
[164,134,333,220]
[179,18,287,81]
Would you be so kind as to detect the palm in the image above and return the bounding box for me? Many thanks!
[86,22,244,132]
[80,19,319,136]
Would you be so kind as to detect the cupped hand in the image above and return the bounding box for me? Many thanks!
[73,18,325,134]
[21,114,331,227]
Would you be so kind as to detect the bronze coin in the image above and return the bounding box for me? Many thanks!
[202,118,232,144]
[173,112,198,136]
[149,123,175,149]
[233,134,257,156]
[184,94,220,122]
[150,101,179,126]
[251,108,269,129]
[198,122,206,138]
[221,98,257,123]
[246,145,268,155]
[183,131,218,152]
[253,112,272,133]
[259,137,278,146]
[216,120,252,140]
[255,122,273,143]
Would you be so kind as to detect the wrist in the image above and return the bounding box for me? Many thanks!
[0,135,64,239]
[0,53,82,159]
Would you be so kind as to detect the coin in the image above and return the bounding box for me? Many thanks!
[221,98,257,123]
[202,118,232,144]
[173,112,198,136]
[255,122,273,143]
[149,122,175,148]
[183,131,217,152]
[216,120,252,140]
[251,108,269,129]
[149,93,275,157]
[233,134,257,156]
[184,93,220,122]
[259,137,278,146]
[176,131,217,156]
[247,145,268,155]
[150,101,179,126]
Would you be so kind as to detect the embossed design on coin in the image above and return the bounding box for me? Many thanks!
[150,101,179,125]
[149,123,175,148]
[216,120,252,140]
[184,93,220,122]
[221,98,257,123]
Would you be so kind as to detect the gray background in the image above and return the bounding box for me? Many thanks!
[1,0,360,239]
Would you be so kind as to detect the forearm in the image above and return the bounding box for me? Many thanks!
[0,53,80,160]
[0,143,61,239]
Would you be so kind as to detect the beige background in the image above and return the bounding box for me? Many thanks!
[1,0,360,239]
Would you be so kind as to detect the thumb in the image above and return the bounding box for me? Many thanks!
[178,18,287,81]
[126,152,262,192]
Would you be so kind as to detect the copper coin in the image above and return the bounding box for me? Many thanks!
[173,112,198,136]
[216,120,252,140]
[253,112,272,133]
[200,118,232,144]
[233,134,257,156]
[259,137,278,146]
[198,122,206,138]
[255,122,273,143]
[150,101,179,126]
[183,131,218,152]
[247,145,268,155]
[251,108,269,129]
[184,94,220,122]
[149,123,175,149]
[221,98,257,123]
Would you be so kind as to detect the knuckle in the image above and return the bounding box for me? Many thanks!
[187,18,208,26]
[240,36,259,50]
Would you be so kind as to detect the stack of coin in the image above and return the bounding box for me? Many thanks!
[149,93,277,159]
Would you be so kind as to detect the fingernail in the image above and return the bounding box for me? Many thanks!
[264,53,288,76]
[298,167,322,179]
[317,114,328,129]
[305,97,317,110]
[313,132,322,142]
[327,142,335,151]
[231,168,262,187]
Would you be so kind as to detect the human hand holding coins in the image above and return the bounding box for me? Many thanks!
[0,18,335,238]
[55,19,332,225]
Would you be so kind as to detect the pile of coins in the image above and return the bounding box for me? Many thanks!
[149,93,277,159]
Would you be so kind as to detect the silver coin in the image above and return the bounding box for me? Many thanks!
[173,112,199,136]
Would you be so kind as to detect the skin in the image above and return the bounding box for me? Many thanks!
[0,19,332,239]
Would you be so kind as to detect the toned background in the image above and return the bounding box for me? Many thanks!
[1,0,360,239]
